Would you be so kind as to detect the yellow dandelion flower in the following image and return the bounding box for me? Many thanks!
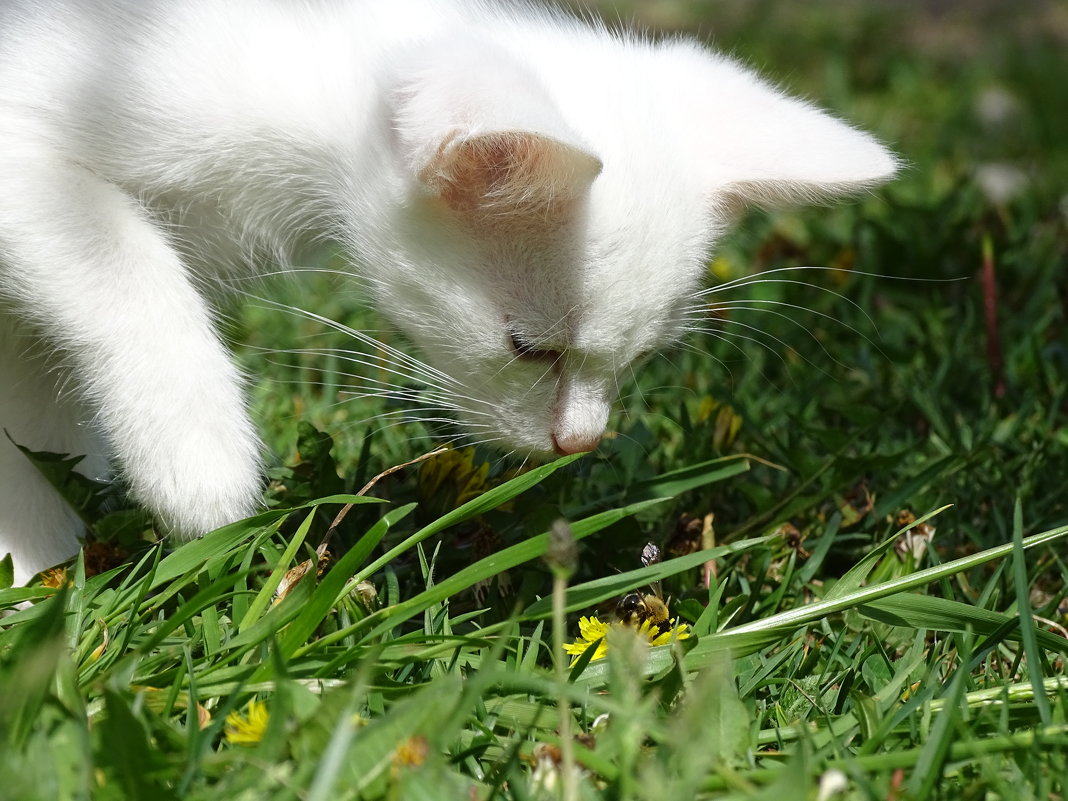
[417,448,452,498]
[564,616,610,665]
[392,735,429,776]
[563,615,691,666]
[419,446,492,511]
[454,455,490,506]
[224,699,269,746]
[39,566,71,589]
[644,619,692,647]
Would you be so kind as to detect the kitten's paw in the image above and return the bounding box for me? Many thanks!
[124,424,265,539]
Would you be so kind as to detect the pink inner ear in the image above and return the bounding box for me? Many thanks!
[421,131,602,216]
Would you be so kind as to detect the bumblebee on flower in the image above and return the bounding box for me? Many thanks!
[564,542,691,665]
[564,615,691,666]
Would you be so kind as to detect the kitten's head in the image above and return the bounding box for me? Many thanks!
[359,36,897,457]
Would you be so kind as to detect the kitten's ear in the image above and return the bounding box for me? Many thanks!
[390,38,602,216]
[418,131,602,215]
[694,54,898,209]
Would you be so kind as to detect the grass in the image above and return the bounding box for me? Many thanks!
[2,1,1067,798]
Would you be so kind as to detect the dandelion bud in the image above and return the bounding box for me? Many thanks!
[545,519,578,578]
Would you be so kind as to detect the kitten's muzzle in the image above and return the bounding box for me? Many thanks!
[550,376,610,455]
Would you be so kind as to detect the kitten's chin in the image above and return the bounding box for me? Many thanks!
[510,444,585,466]
[495,436,559,462]
[481,429,603,462]
[463,425,558,462]
[517,446,561,465]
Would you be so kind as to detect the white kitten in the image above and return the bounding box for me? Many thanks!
[0,0,896,584]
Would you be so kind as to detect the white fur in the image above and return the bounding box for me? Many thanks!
[0,0,896,583]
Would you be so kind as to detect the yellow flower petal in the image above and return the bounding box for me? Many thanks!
[578,615,609,641]
[649,621,691,647]
[420,446,492,509]
[564,616,610,665]
[224,699,270,746]
[393,735,429,768]
[40,567,71,589]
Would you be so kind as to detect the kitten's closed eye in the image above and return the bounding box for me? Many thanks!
[508,330,562,363]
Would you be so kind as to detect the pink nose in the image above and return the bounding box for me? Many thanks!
[551,431,602,456]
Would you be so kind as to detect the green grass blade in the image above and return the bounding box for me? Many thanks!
[613,456,750,504]
[1011,498,1053,726]
[859,593,1067,653]
[238,509,317,632]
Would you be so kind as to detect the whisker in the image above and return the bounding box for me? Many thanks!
[243,294,458,387]
[690,277,879,334]
[360,408,492,428]
[677,327,754,363]
[289,375,499,420]
[685,306,850,372]
[692,264,963,300]
[348,414,490,437]
[260,347,496,410]
[323,364,498,413]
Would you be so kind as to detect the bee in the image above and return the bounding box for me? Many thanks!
[614,543,671,637]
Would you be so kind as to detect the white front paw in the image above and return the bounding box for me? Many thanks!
[123,418,264,538]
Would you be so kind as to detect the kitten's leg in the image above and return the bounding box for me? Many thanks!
[0,314,108,585]
[0,162,263,557]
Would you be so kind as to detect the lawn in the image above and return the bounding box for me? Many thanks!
[2,2,1066,799]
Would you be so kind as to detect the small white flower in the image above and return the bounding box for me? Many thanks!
[975,163,1028,206]
[817,768,849,801]
[975,86,1021,128]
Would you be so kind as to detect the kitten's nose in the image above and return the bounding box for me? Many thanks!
[551,431,602,456]
[551,378,610,455]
